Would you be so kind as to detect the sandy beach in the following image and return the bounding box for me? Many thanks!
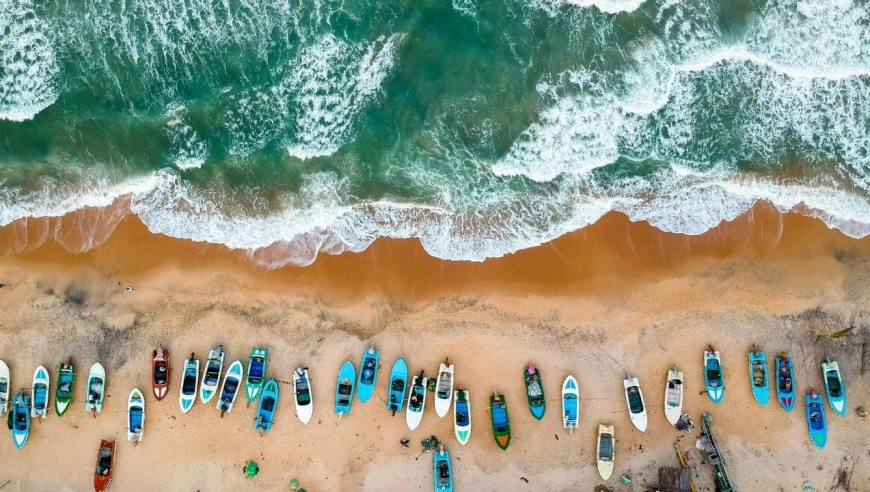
[0,201,869,491]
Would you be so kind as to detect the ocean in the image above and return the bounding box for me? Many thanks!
[1,0,869,268]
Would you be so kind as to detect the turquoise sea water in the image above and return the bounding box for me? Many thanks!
[1,0,869,267]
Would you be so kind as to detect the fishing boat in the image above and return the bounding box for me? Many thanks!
[406,372,428,430]
[704,346,725,404]
[821,359,847,416]
[217,360,243,416]
[663,365,683,425]
[776,353,796,412]
[178,355,199,414]
[254,378,279,433]
[334,361,356,416]
[562,375,579,432]
[434,360,454,418]
[453,388,471,445]
[127,388,145,443]
[805,389,827,449]
[490,390,511,450]
[200,345,225,404]
[152,346,169,401]
[55,359,76,417]
[86,363,106,416]
[623,375,647,432]
[387,358,408,415]
[0,360,10,417]
[245,347,268,403]
[11,390,30,449]
[433,445,454,492]
[293,366,313,424]
[748,348,769,406]
[596,424,615,480]
[356,347,379,404]
[524,363,546,420]
[31,365,49,419]
[94,440,116,492]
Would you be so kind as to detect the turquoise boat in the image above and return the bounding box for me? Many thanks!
[821,359,847,416]
[245,347,268,403]
[748,348,769,406]
[334,361,356,416]
[523,363,546,420]
[433,446,454,492]
[11,390,30,449]
[357,347,379,404]
[387,358,408,414]
[805,390,827,449]
[254,378,279,433]
[704,346,724,404]
[776,353,796,412]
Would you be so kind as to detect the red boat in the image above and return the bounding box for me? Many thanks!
[94,440,116,491]
[152,346,170,400]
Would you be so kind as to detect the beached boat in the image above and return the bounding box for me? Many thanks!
[245,347,268,403]
[86,363,106,416]
[127,388,144,443]
[94,440,116,492]
[31,365,49,419]
[55,359,76,417]
[453,388,471,445]
[152,346,169,401]
[334,361,356,416]
[524,363,546,420]
[434,360,454,418]
[357,347,379,404]
[748,348,769,406]
[406,372,428,430]
[0,360,10,417]
[596,424,615,480]
[200,345,225,404]
[11,390,30,449]
[433,445,454,492]
[704,346,725,404]
[821,359,847,416]
[805,390,827,449]
[562,375,579,432]
[663,365,683,425]
[217,360,243,416]
[387,358,408,415]
[254,378,279,433]
[776,353,796,412]
[623,375,647,432]
[179,355,199,414]
[293,366,313,424]
[490,390,511,450]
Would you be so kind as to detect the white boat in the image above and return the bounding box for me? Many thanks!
[31,365,50,419]
[86,363,106,415]
[453,388,471,445]
[127,388,145,443]
[623,375,647,432]
[596,424,615,480]
[434,361,454,418]
[179,356,199,414]
[663,365,683,425]
[0,360,10,416]
[293,367,314,424]
[562,375,579,432]
[217,360,243,416]
[406,373,428,430]
[200,345,225,404]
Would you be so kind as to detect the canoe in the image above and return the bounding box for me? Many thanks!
[179,355,199,414]
[748,348,770,406]
[704,346,725,404]
[562,375,579,431]
[152,346,170,401]
[55,359,76,417]
[596,424,615,480]
[11,390,30,449]
[433,445,454,492]
[490,390,511,450]
[356,347,379,404]
[775,353,796,412]
[805,390,827,449]
[821,359,847,416]
[453,388,471,445]
[334,361,356,416]
[254,378,279,433]
[406,373,428,430]
[245,347,268,403]
[127,387,145,443]
[31,365,50,419]
[524,363,546,420]
[663,365,683,425]
[623,375,647,432]
[0,360,9,417]
[86,363,106,416]
[293,366,313,424]
[387,358,408,414]
[434,360,454,418]
[200,345,225,404]
[94,439,116,492]
[217,360,244,416]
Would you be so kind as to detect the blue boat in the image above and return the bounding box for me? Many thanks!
[334,361,356,416]
[821,359,847,416]
[748,348,769,406]
[11,390,30,449]
[805,390,827,449]
[254,379,279,433]
[387,358,408,414]
[704,346,725,404]
[357,347,379,404]
[775,353,796,412]
[561,375,579,432]
[433,445,454,492]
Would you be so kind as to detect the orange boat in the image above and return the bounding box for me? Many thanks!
[94,440,116,491]
[152,346,170,400]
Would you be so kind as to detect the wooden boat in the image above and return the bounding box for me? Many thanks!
[11,390,30,449]
[217,360,243,416]
[178,355,199,414]
[704,345,725,404]
[55,359,76,417]
[663,365,683,425]
[748,348,769,406]
[805,389,827,449]
[254,378,279,433]
[0,360,10,417]
[453,388,471,445]
[623,375,647,432]
[127,388,145,443]
[94,440,116,492]
[31,365,50,419]
[356,347,379,404]
[334,361,356,416]
[776,352,796,412]
[406,372,428,430]
[524,363,546,420]
[200,345,225,404]
[387,358,408,415]
[293,367,313,424]
[245,347,268,403]
[434,360,454,418]
[561,375,579,432]
[596,424,615,480]
[86,363,106,416]
[821,359,847,416]
[433,445,454,492]
[490,390,511,450]
[152,346,169,401]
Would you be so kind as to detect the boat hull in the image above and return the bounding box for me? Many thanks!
[406,375,427,430]
[31,365,50,419]
[821,361,847,416]
[254,379,280,433]
[11,392,30,449]
[748,351,770,406]
[704,350,725,404]
[433,448,454,492]
[217,360,244,415]
[94,440,116,492]
[334,361,356,416]
[663,368,683,426]
[453,389,471,445]
[387,358,408,414]
[179,359,199,414]
[624,376,647,432]
[561,375,579,430]
[356,348,379,404]
[434,363,454,418]
[0,360,9,417]
[152,347,170,401]
[293,367,314,424]
[805,393,827,449]
[524,364,546,420]
[596,424,615,480]
[490,394,511,450]
[127,388,145,442]
[200,346,225,404]
[776,355,796,412]
[86,363,106,415]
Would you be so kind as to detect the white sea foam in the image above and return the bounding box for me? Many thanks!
[165,105,209,170]
[564,0,647,14]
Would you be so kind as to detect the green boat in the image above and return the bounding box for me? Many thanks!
[245,348,268,403]
[490,390,511,450]
[55,360,76,417]
[524,363,546,420]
